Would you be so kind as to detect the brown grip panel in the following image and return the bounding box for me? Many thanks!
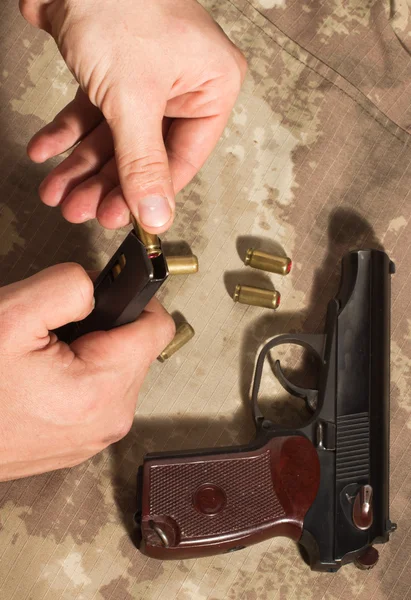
[140,435,320,559]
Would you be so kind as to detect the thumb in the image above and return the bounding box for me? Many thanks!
[108,103,175,234]
[71,298,175,381]
[0,263,94,350]
[67,300,175,447]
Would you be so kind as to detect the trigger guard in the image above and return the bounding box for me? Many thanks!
[274,360,318,412]
[251,333,325,428]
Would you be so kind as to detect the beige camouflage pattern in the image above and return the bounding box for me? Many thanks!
[0,0,410,597]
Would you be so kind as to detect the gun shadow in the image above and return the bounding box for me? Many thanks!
[110,207,383,540]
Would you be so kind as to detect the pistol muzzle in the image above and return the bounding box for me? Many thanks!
[233,284,280,309]
[166,255,199,275]
[158,322,195,362]
[131,215,162,258]
[245,248,292,275]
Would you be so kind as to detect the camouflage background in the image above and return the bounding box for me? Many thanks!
[0,0,410,598]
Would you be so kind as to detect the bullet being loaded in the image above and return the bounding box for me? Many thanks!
[158,322,195,362]
[131,215,162,258]
[233,285,280,310]
[245,248,292,275]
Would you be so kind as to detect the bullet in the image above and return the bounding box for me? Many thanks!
[158,322,195,362]
[233,284,280,310]
[244,248,292,275]
[131,215,162,258]
[111,253,127,279]
[166,255,199,275]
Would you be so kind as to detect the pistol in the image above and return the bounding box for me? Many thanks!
[55,222,168,344]
[136,249,397,571]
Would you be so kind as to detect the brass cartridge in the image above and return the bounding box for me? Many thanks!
[245,248,292,275]
[166,255,199,275]
[131,215,162,258]
[111,253,127,279]
[233,284,280,310]
[158,322,195,362]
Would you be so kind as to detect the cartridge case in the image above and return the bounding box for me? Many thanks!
[158,322,195,362]
[111,253,127,279]
[112,263,122,279]
[244,248,292,275]
[131,215,162,258]
[233,284,280,310]
[166,255,199,275]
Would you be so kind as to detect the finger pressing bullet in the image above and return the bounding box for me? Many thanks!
[158,322,195,362]
[166,255,199,275]
[233,284,280,310]
[245,248,292,275]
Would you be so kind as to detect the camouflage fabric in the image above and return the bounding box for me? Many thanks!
[0,0,410,597]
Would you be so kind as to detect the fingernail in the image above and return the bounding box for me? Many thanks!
[138,195,171,228]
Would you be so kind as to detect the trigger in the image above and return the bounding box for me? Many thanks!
[274,360,318,412]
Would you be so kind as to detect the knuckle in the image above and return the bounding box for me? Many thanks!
[105,413,134,445]
[224,49,248,97]
[118,150,169,188]
[63,262,94,306]
[80,378,134,446]
[19,1,34,25]
[70,149,95,172]
[0,299,27,347]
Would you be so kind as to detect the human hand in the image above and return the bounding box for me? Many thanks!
[20,0,247,232]
[0,263,174,481]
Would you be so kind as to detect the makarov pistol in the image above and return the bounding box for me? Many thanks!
[135,249,397,571]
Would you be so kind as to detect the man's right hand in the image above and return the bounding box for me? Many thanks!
[20,0,247,233]
[0,263,175,481]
